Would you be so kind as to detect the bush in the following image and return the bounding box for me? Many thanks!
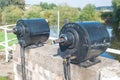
[79,4,101,21]
[24,6,42,18]
[2,5,24,24]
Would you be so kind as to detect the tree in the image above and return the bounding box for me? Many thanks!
[10,0,25,9]
[79,4,101,21]
[0,0,25,9]
[57,5,80,27]
[0,0,9,9]
[40,2,57,9]
[101,12,113,20]
[24,6,43,18]
[112,0,120,40]
[2,5,24,24]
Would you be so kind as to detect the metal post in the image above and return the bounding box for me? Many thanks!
[4,27,9,62]
[57,10,60,37]
[63,58,71,80]
[20,46,26,80]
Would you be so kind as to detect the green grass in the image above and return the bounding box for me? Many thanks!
[0,31,18,50]
[111,39,120,50]
[0,77,8,80]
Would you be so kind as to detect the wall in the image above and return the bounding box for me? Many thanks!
[13,44,120,80]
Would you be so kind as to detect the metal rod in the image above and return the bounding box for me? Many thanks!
[63,58,71,80]
[4,27,9,62]
[106,48,120,55]
[7,30,14,33]
[57,10,60,37]
[53,37,65,44]
[20,46,26,80]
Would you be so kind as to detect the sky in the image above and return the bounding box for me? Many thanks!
[25,0,112,8]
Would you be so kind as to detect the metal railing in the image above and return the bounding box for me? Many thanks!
[0,24,16,62]
[106,48,120,55]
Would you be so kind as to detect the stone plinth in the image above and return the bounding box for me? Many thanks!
[13,44,120,80]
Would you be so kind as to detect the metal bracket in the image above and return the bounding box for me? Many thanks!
[79,58,101,68]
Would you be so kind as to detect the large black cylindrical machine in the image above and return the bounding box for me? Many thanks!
[55,21,110,64]
[13,18,50,80]
[14,18,50,47]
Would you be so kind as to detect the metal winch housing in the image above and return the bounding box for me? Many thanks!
[55,21,110,63]
[13,18,50,47]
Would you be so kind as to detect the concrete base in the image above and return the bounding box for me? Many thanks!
[13,44,120,80]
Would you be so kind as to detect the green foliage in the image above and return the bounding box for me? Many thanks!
[23,4,80,27]
[110,39,120,61]
[101,12,113,20]
[111,40,120,50]
[0,0,9,9]
[42,10,52,19]
[79,4,101,21]
[0,0,25,9]
[57,5,80,26]
[48,10,58,26]
[0,31,4,42]
[112,0,120,40]
[40,2,57,10]
[24,6,42,18]
[10,0,25,9]
[2,5,24,24]
[0,2,101,27]
[0,12,2,24]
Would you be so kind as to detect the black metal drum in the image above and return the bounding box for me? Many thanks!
[55,22,110,63]
[13,18,50,47]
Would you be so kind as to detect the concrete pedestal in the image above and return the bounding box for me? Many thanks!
[13,44,120,80]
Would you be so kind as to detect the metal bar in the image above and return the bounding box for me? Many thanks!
[7,30,14,33]
[0,24,15,27]
[4,28,9,62]
[57,10,60,37]
[0,43,5,47]
[63,58,71,80]
[0,27,5,29]
[0,38,17,50]
[0,38,17,44]
[53,37,65,44]
[0,27,13,31]
[0,24,15,62]
[20,46,26,80]
[106,48,120,55]
[0,43,15,50]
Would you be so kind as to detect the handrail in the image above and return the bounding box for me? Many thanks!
[0,24,16,62]
[106,48,120,55]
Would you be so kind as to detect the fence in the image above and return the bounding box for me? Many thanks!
[0,24,16,62]
[106,48,120,55]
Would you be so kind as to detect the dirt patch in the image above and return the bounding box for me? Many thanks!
[0,52,13,80]
[0,55,5,61]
